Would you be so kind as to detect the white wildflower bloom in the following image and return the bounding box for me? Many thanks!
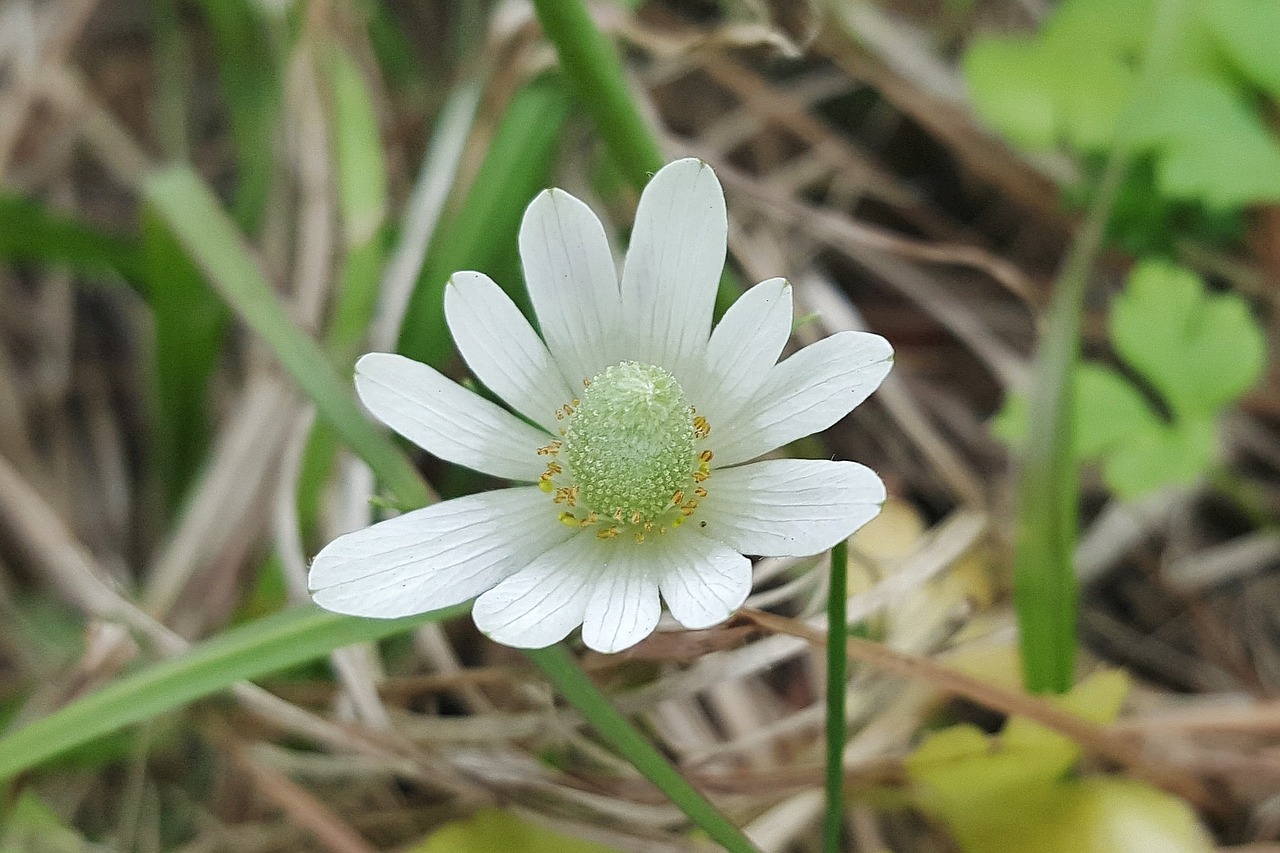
[310,159,893,653]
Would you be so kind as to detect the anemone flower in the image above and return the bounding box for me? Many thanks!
[310,158,893,653]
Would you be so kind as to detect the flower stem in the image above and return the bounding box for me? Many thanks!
[528,0,740,315]
[528,0,664,190]
[525,644,760,853]
[824,539,849,852]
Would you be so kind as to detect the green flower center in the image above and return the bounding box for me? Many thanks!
[565,362,695,520]
[537,362,713,542]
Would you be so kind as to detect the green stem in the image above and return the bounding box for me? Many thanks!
[824,539,849,852]
[1013,0,1184,693]
[528,0,740,316]
[525,645,760,853]
[528,0,664,189]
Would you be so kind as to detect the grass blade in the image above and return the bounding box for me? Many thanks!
[399,76,571,367]
[0,193,143,283]
[1014,0,1185,693]
[142,166,431,509]
[526,645,760,853]
[0,605,459,780]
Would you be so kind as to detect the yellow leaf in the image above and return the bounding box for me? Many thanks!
[407,808,621,853]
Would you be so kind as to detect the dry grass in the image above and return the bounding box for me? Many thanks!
[2,0,1280,850]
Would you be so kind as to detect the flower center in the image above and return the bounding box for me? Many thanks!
[567,361,693,519]
[537,361,712,542]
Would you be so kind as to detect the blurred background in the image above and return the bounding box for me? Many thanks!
[1,0,1279,850]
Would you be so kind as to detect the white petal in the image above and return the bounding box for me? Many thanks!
[581,542,662,653]
[655,534,752,630]
[309,487,569,618]
[619,159,727,369]
[690,277,792,425]
[518,188,623,383]
[444,271,575,433]
[697,459,886,557]
[712,332,893,467]
[471,534,600,649]
[356,352,549,481]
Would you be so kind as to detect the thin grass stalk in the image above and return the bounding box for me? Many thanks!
[824,539,849,851]
[1014,0,1185,693]
[528,0,663,188]
[525,645,760,853]
[528,0,740,315]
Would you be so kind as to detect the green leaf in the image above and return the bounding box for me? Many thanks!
[1102,416,1217,499]
[1109,259,1266,418]
[407,808,620,853]
[143,165,431,510]
[399,76,571,368]
[907,670,1129,809]
[326,45,388,248]
[0,194,144,283]
[901,670,1209,853]
[963,0,1152,150]
[1072,365,1161,458]
[1203,0,1280,96]
[993,363,1158,460]
[192,0,281,232]
[1129,74,1280,208]
[0,793,95,853]
[0,605,461,780]
[964,0,1279,211]
[139,206,230,502]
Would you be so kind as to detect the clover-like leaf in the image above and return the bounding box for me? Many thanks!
[964,0,1280,211]
[907,670,1212,852]
[1129,75,1280,209]
[964,16,1143,150]
[1101,416,1217,500]
[907,670,1134,849]
[1110,260,1266,418]
[991,363,1158,460]
[1203,0,1280,97]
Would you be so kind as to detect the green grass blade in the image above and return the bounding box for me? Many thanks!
[399,76,571,367]
[142,166,431,510]
[138,206,230,502]
[0,605,460,780]
[0,193,143,283]
[1014,0,1185,693]
[326,44,388,251]
[192,0,281,232]
[526,645,760,853]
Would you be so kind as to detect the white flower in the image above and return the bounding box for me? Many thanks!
[309,159,893,653]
